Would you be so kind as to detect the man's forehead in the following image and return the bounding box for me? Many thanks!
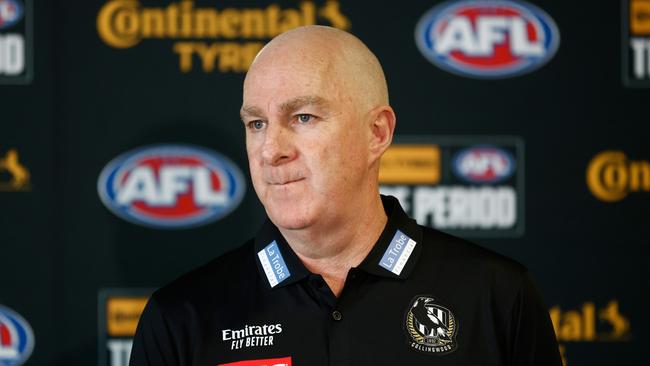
[244,54,331,91]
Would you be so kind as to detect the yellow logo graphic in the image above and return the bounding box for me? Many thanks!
[379,145,440,184]
[106,297,148,337]
[97,0,350,73]
[631,0,650,35]
[0,149,31,191]
[586,151,650,202]
[550,300,631,366]
[550,300,631,342]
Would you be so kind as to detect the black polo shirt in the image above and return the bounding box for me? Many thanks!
[130,195,561,366]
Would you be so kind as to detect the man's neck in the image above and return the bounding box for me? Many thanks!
[278,194,387,297]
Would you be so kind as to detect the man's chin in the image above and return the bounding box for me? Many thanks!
[267,214,314,231]
[264,204,315,231]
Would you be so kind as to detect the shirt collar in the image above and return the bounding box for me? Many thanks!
[355,195,423,279]
[254,195,423,289]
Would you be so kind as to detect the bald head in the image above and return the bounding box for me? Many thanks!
[245,26,389,110]
[241,26,397,234]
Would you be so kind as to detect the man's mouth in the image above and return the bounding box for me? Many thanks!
[269,177,305,186]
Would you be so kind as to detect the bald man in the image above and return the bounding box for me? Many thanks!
[130,26,562,366]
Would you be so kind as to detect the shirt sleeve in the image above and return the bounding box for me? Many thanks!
[507,272,563,366]
[129,296,183,366]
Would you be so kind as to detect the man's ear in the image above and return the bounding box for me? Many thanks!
[368,105,396,163]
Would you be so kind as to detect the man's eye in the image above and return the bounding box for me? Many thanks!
[297,114,313,123]
[248,120,266,130]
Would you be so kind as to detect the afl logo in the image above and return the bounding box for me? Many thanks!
[415,0,560,78]
[405,296,457,355]
[98,144,245,229]
[0,0,23,30]
[453,146,515,184]
[0,305,34,366]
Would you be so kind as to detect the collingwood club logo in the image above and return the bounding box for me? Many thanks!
[405,296,458,354]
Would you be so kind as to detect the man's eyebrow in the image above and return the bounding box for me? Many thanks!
[240,105,263,121]
[240,96,330,121]
[279,96,330,113]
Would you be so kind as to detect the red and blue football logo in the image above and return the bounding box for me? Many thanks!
[452,146,515,183]
[0,305,34,366]
[98,144,246,229]
[0,0,23,30]
[415,0,560,78]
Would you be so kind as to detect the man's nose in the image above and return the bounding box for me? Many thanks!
[261,124,295,166]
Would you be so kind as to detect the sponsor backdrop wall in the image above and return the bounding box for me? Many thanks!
[1,0,648,365]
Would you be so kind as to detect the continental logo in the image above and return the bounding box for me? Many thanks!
[586,151,650,202]
[550,300,631,342]
[106,297,148,337]
[379,145,440,184]
[550,300,631,366]
[0,148,30,191]
[96,0,351,73]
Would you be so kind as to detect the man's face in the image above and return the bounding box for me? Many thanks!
[241,57,371,231]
